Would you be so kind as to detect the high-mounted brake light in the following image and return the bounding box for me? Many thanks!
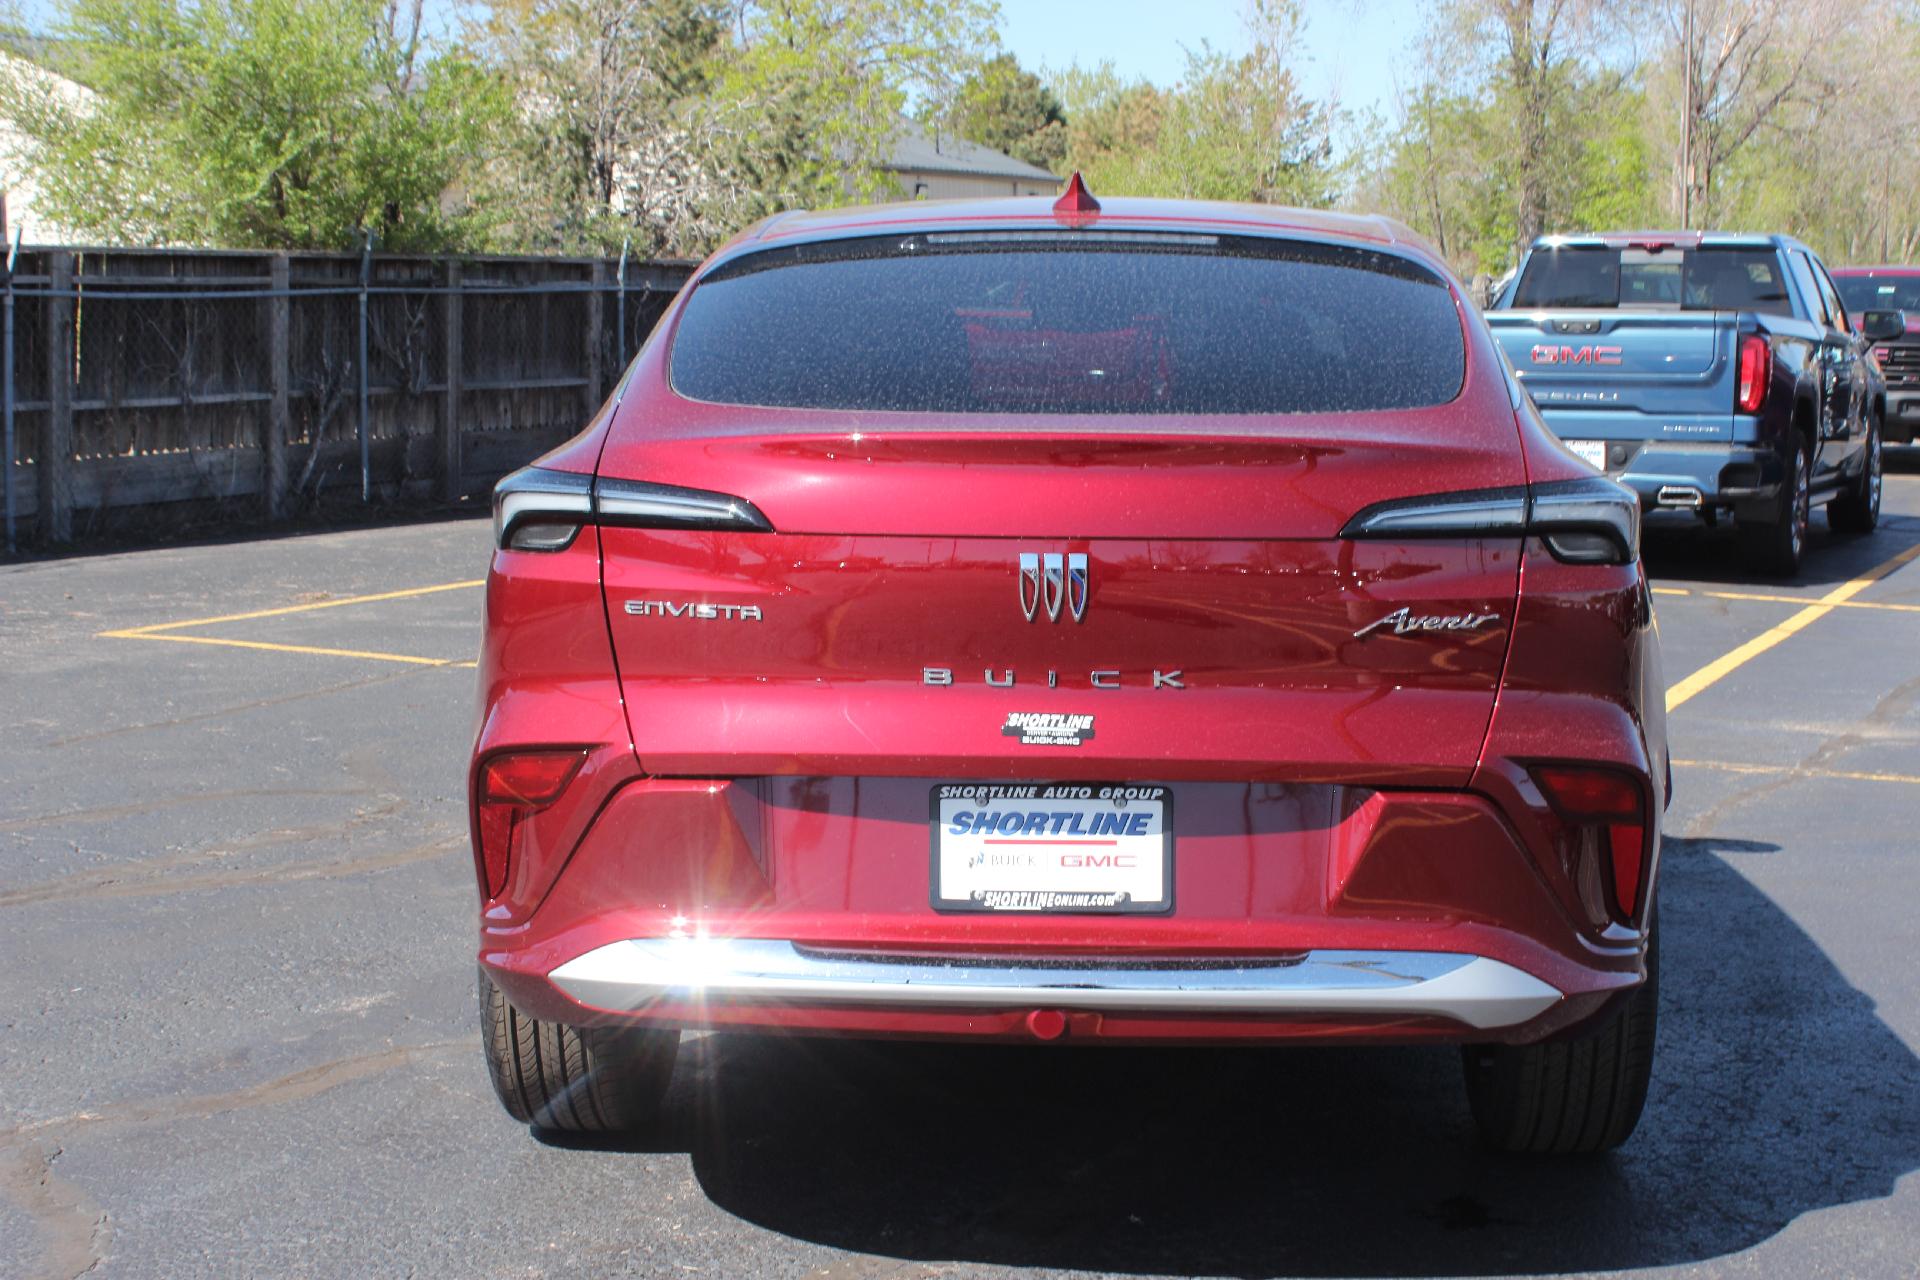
[1736,333,1769,414]
[492,466,772,551]
[474,749,587,899]
[1532,765,1649,923]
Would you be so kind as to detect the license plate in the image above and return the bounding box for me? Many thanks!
[930,783,1173,914]
[1567,439,1607,470]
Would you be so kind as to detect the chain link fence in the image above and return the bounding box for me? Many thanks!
[1,246,693,552]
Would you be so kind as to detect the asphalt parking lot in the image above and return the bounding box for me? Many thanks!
[3,461,1919,1280]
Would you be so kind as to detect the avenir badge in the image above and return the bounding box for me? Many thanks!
[1353,607,1500,639]
[1002,712,1095,747]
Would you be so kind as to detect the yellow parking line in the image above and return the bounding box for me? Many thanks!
[112,632,462,666]
[1652,585,1920,614]
[98,579,484,638]
[1665,543,1920,712]
[1674,758,1920,787]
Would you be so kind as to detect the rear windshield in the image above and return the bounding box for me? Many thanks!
[1835,275,1920,314]
[669,233,1465,416]
[1511,245,1793,316]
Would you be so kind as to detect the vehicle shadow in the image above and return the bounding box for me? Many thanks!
[1641,512,1918,589]
[569,833,1920,1275]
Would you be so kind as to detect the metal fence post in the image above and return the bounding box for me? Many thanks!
[266,254,290,520]
[41,252,73,543]
[615,237,629,368]
[439,259,462,502]
[585,260,606,412]
[357,232,371,502]
[2,229,16,556]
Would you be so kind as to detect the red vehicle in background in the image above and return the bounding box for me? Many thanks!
[472,182,1669,1154]
[1832,267,1920,443]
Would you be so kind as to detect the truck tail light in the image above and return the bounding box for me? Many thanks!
[474,749,587,898]
[1736,334,1769,414]
[1532,765,1649,924]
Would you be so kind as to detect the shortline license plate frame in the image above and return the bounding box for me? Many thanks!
[928,782,1174,915]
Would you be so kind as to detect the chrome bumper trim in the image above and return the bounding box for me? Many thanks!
[548,939,1563,1031]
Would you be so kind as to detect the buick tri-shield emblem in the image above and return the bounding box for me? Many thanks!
[1019,552,1089,622]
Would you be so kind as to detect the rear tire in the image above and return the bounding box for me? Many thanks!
[1740,443,1809,577]
[1462,927,1657,1154]
[1828,414,1882,534]
[480,969,678,1135]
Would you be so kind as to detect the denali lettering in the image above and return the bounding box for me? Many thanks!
[1353,607,1500,639]
[1530,344,1623,365]
[625,600,763,620]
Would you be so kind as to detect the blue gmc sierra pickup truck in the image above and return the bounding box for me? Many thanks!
[1489,232,1906,575]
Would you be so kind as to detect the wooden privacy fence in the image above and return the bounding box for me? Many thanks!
[0,246,694,551]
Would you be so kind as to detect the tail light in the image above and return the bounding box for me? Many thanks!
[492,466,771,552]
[1736,333,1769,414]
[1531,764,1648,925]
[474,749,587,899]
[1340,474,1640,565]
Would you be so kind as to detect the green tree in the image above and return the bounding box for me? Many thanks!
[951,52,1065,171]
[472,0,727,255]
[1057,4,1336,207]
[697,0,998,227]
[2,0,504,250]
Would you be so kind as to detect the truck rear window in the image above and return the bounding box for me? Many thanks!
[669,234,1465,416]
[1512,246,1793,316]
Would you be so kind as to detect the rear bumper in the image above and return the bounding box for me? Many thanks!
[545,939,1562,1032]
[1603,442,1781,512]
[477,770,1654,1046]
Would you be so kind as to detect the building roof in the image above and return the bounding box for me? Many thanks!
[882,123,1060,184]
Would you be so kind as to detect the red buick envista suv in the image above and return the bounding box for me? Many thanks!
[472,184,1668,1154]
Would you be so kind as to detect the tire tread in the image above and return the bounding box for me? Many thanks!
[478,970,678,1135]
[1464,930,1658,1155]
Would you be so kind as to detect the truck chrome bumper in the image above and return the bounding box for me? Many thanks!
[549,939,1564,1032]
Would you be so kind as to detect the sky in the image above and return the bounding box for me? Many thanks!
[998,0,1428,127]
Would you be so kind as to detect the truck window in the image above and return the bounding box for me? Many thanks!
[1810,259,1850,331]
[1512,246,1794,317]
[1788,252,1828,325]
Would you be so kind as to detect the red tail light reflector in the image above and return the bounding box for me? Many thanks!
[1532,765,1648,921]
[1736,334,1768,414]
[475,750,587,898]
